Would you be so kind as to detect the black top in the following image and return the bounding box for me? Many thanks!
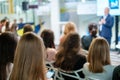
[112,65,120,80]
[55,54,86,80]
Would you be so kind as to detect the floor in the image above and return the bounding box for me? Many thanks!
[110,50,120,66]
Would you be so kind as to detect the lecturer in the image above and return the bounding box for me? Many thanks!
[99,7,114,45]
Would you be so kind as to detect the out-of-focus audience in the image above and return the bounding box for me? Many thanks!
[41,29,57,62]
[0,18,119,80]
[83,37,115,80]
[0,32,18,80]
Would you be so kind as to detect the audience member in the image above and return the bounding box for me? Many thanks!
[10,23,18,36]
[0,32,18,80]
[1,19,7,33]
[5,21,10,31]
[60,22,76,44]
[83,37,115,80]
[10,32,46,80]
[54,32,86,79]
[82,23,98,50]
[18,18,24,30]
[112,65,120,80]
[41,29,57,62]
[23,24,33,33]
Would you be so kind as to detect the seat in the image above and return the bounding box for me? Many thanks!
[53,68,85,80]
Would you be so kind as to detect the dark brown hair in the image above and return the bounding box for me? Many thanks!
[88,23,98,37]
[41,29,55,48]
[54,32,81,70]
[0,32,18,80]
[23,24,33,33]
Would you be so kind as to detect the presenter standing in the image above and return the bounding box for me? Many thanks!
[99,7,114,45]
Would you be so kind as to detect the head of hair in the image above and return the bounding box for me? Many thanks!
[23,24,33,33]
[55,32,80,70]
[0,32,18,80]
[5,21,10,31]
[1,19,6,23]
[0,19,7,27]
[88,37,110,73]
[10,32,46,80]
[64,22,76,35]
[41,29,55,48]
[88,23,98,37]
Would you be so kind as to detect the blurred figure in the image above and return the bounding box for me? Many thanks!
[99,7,114,45]
[18,18,24,30]
[10,23,18,36]
[54,32,86,79]
[112,65,120,80]
[34,20,45,34]
[60,22,77,45]
[10,32,46,80]
[83,37,115,80]
[82,23,98,50]
[1,19,7,33]
[41,29,57,62]
[0,32,18,80]
[23,24,33,33]
[13,19,17,24]
[5,21,10,32]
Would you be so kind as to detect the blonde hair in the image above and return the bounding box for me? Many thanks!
[10,32,46,80]
[88,37,110,73]
[64,22,76,35]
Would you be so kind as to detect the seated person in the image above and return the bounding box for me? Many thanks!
[82,23,98,50]
[54,32,87,80]
[83,37,115,80]
[112,65,120,80]
[60,22,77,45]
[10,32,47,80]
[0,32,18,80]
[41,29,57,62]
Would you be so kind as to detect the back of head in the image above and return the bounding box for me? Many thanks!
[55,32,80,70]
[64,22,76,35]
[63,32,80,51]
[10,32,46,80]
[0,32,18,80]
[88,37,110,73]
[23,24,33,33]
[41,29,55,48]
[88,23,98,37]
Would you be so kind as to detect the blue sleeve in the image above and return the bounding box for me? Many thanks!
[34,25,41,33]
[103,16,114,28]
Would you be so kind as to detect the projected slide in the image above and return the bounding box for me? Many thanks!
[97,0,120,16]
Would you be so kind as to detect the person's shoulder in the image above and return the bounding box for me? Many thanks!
[104,65,115,71]
[113,65,120,73]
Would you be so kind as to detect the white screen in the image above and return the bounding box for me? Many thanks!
[97,0,120,16]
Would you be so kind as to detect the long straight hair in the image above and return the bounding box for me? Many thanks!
[10,32,46,80]
[88,37,111,73]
